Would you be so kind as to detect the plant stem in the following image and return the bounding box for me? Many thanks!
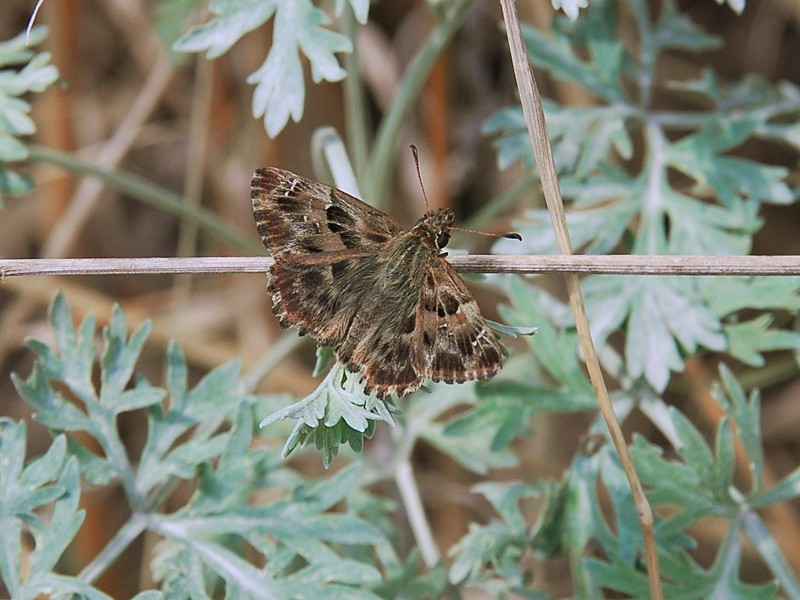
[26,145,262,255]
[498,0,664,595]
[79,512,148,584]
[394,458,440,567]
[364,0,476,208]
[4,255,800,278]
[741,509,800,598]
[341,5,370,182]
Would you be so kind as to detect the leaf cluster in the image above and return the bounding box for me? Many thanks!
[260,358,399,468]
[486,0,800,391]
[6,294,393,599]
[0,26,59,200]
[172,0,369,137]
[439,281,800,597]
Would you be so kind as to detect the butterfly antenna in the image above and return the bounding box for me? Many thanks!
[410,145,522,241]
[452,226,522,241]
[409,144,432,213]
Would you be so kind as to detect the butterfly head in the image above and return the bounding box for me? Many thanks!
[412,208,455,250]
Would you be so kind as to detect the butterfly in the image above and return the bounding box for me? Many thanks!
[251,165,516,398]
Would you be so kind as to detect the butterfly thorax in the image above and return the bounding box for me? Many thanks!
[410,208,455,251]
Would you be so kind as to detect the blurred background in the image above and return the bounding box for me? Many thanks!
[1,0,799,596]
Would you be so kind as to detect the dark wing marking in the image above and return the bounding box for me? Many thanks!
[267,253,381,348]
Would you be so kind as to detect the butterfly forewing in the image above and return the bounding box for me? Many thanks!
[251,167,504,398]
[251,167,401,260]
[252,168,401,345]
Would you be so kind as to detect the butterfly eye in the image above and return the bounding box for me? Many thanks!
[436,231,450,248]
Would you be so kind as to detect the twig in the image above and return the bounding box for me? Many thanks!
[498,0,663,596]
[364,0,476,207]
[394,459,441,567]
[3,255,800,279]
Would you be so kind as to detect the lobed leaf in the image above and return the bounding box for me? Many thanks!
[175,0,353,137]
[0,27,59,200]
[487,0,799,393]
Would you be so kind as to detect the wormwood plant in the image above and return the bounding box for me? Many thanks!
[0,26,58,200]
[1,0,800,598]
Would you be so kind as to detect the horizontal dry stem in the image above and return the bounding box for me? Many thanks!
[2,255,800,278]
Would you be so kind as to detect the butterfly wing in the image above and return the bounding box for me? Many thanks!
[251,167,402,259]
[338,250,503,398]
[251,167,503,398]
[412,257,503,385]
[251,168,403,347]
[334,232,433,398]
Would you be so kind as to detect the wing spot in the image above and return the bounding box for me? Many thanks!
[326,204,356,226]
[365,231,391,243]
[341,230,364,249]
[441,293,460,315]
[301,241,323,253]
[331,261,348,279]
[402,314,416,334]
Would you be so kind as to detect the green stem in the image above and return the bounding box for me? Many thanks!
[634,120,668,255]
[364,0,476,208]
[26,145,263,255]
[341,5,370,182]
[92,404,146,507]
[239,333,307,394]
[741,509,800,598]
[394,459,440,567]
[79,512,148,584]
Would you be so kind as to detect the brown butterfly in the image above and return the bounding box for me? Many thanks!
[251,165,516,398]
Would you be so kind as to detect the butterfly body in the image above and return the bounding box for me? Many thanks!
[251,167,503,398]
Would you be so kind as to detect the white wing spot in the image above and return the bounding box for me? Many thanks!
[285,178,300,195]
[473,328,489,347]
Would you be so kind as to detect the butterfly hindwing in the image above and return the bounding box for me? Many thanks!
[413,258,503,384]
[336,232,434,397]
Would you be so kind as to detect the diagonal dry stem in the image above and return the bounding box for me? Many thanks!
[497,0,663,597]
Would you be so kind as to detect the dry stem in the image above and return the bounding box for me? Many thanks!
[3,255,800,278]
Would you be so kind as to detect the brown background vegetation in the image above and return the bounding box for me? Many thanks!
[1,0,799,596]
